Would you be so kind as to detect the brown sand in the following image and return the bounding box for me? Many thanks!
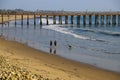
[0,15,120,80]
[0,37,120,80]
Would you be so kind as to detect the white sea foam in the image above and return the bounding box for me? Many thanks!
[43,25,90,40]
[78,28,120,36]
[98,30,120,36]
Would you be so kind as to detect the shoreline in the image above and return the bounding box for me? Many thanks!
[1,35,120,74]
[0,37,120,80]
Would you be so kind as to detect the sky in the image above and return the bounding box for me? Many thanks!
[0,0,120,11]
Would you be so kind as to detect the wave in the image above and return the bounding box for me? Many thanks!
[98,30,120,36]
[104,51,120,54]
[43,25,108,42]
[73,28,120,37]
[43,25,89,39]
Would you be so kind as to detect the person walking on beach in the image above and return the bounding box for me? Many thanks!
[54,40,57,54]
[50,40,52,53]
[49,40,57,54]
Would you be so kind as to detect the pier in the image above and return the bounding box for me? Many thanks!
[0,12,120,26]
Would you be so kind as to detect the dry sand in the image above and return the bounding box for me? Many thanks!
[0,15,120,80]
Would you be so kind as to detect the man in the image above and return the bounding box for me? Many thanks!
[50,40,52,53]
[54,40,57,54]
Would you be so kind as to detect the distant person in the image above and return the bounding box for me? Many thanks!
[50,40,52,53]
[50,40,52,47]
[54,40,57,54]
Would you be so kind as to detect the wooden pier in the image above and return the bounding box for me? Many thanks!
[0,12,120,26]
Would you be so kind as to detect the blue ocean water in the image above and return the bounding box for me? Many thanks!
[0,17,120,72]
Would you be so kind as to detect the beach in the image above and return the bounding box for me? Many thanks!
[0,15,120,80]
[0,36,120,80]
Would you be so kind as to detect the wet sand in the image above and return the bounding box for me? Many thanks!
[0,37,120,80]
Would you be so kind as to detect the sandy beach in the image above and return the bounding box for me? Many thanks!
[0,37,120,80]
[0,15,120,80]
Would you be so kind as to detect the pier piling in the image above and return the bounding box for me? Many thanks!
[59,15,62,24]
[1,14,3,25]
[21,14,23,25]
[65,16,68,24]
[46,15,49,25]
[15,14,17,25]
[106,15,111,25]
[83,15,86,25]
[40,15,42,25]
[77,15,80,25]
[7,14,9,25]
[34,14,36,25]
[95,15,99,25]
[101,15,104,25]
[112,15,116,25]
[108,15,111,25]
[71,15,73,24]
[27,14,29,25]
[89,15,92,25]
[118,15,120,25]
[53,15,56,24]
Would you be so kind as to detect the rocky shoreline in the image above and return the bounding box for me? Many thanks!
[0,55,49,80]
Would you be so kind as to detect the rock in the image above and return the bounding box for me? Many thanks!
[0,55,50,80]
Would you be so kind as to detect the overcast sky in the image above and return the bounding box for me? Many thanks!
[0,0,120,11]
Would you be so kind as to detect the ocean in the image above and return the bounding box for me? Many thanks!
[0,16,120,72]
